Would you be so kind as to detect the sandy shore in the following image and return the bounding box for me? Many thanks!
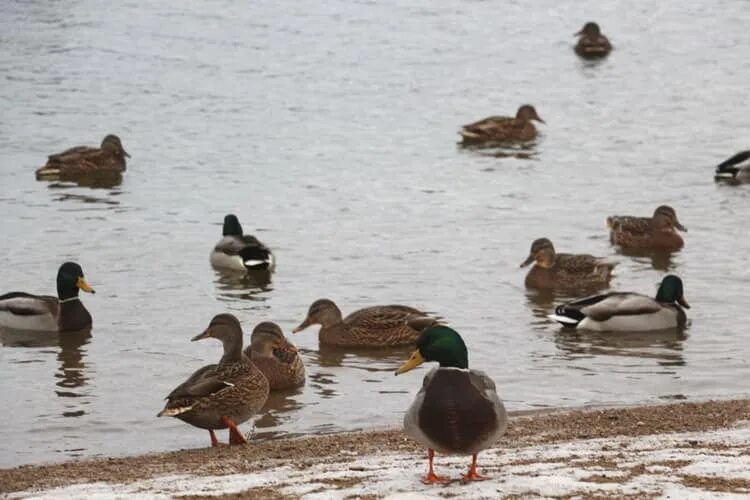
[3,399,750,499]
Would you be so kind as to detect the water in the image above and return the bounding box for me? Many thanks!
[1,0,749,468]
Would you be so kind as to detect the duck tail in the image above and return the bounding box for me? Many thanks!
[240,247,272,270]
[715,151,750,178]
[548,304,585,328]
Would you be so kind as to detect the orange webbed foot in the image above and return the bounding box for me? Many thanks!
[421,471,450,485]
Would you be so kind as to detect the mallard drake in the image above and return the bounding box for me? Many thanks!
[549,275,690,331]
[158,314,269,446]
[35,134,129,180]
[607,205,687,252]
[395,318,507,483]
[459,105,545,145]
[714,150,750,182]
[574,22,612,59]
[292,298,428,347]
[245,321,305,391]
[0,262,95,332]
[520,237,616,291]
[210,214,275,272]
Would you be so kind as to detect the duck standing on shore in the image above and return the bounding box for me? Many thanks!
[293,298,429,347]
[158,314,269,446]
[245,321,305,390]
[0,262,95,332]
[210,214,275,272]
[35,134,129,180]
[459,105,545,145]
[396,318,507,483]
[549,275,690,331]
[607,205,687,252]
[574,22,612,59]
[520,237,616,291]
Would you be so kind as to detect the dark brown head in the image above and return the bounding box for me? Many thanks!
[576,22,602,37]
[652,205,687,232]
[516,105,545,124]
[250,321,296,358]
[520,237,556,268]
[101,134,130,158]
[292,299,343,333]
[192,314,243,345]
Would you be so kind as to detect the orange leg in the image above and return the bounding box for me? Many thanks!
[209,429,222,447]
[421,448,449,484]
[222,416,248,445]
[462,453,490,481]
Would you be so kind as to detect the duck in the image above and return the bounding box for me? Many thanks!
[0,262,95,332]
[549,275,690,331]
[459,105,545,145]
[520,237,616,291]
[292,298,429,347]
[158,314,269,446]
[607,205,687,252]
[714,150,750,182]
[35,134,130,180]
[574,22,612,59]
[245,321,305,390]
[210,214,275,272]
[395,318,507,483]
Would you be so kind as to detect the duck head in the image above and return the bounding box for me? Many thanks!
[576,22,602,37]
[652,205,687,232]
[57,262,95,300]
[250,321,297,358]
[222,214,244,236]
[520,237,556,268]
[395,324,468,375]
[655,275,690,308]
[516,104,545,124]
[101,134,130,158]
[293,298,343,332]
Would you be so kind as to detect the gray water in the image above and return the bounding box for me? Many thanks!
[1,0,749,468]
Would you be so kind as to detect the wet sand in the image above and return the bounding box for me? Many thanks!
[3,399,749,498]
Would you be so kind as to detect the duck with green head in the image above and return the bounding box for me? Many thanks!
[35,134,130,180]
[549,275,690,331]
[459,104,545,145]
[714,150,750,182]
[0,262,95,332]
[395,319,507,483]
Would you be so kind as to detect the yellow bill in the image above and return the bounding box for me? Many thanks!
[395,350,425,375]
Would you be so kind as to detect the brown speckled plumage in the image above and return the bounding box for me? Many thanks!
[607,205,686,252]
[574,22,612,59]
[245,321,305,391]
[35,134,129,180]
[293,298,428,347]
[159,314,269,434]
[459,105,544,145]
[520,238,615,292]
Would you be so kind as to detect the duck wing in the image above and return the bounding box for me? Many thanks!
[607,215,651,233]
[555,253,615,272]
[0,292,58,317]
[166,364,233,400]
[47,146,97,163]
[573,292,660,321]
[461,116,512,134]
[344,305,425,329]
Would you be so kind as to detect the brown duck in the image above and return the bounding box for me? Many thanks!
[459,105,545,145]
[158,314,270,446]
[293,298,429,347]
[520,238,616,291]
[245,321,305,391]
[574,22,612,59]
[35,134,130,180]
[607,205,687,252]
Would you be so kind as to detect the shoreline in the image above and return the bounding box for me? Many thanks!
[3,398,749,498]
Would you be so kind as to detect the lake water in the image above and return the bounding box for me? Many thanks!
[1,0,749,468]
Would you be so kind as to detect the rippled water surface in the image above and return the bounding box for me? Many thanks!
[1,0,750,467]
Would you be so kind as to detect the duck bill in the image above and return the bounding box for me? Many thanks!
[292,318,311,334]
[282,341,298,353]
[191,328,211,341]
[535,117,546,124]
[395,350,425,376]
[76,277,95,294]
[123,149,131,158]
[574,29,583,36]
[520,254,535,268]
[678,296,690,309]
[675,221,687,232]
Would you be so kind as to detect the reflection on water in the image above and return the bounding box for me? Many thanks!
[213,270,273,302]
[458,142,539,162]
[615,247,677,272]
[311,343,411,370]
[254,388,305,439]
[44,171,123,189]
[554,328,686,367]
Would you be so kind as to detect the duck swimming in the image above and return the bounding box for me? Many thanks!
[245,321,305,390]
[0,262,95,332]
[35,134,129,180]
[714,150,750,182]
[396,318,507,483]
[210,214,275,272]
[459,105,545,145]
[607,205,687,252]
[549,275,690,332]
[574,22,612,59]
